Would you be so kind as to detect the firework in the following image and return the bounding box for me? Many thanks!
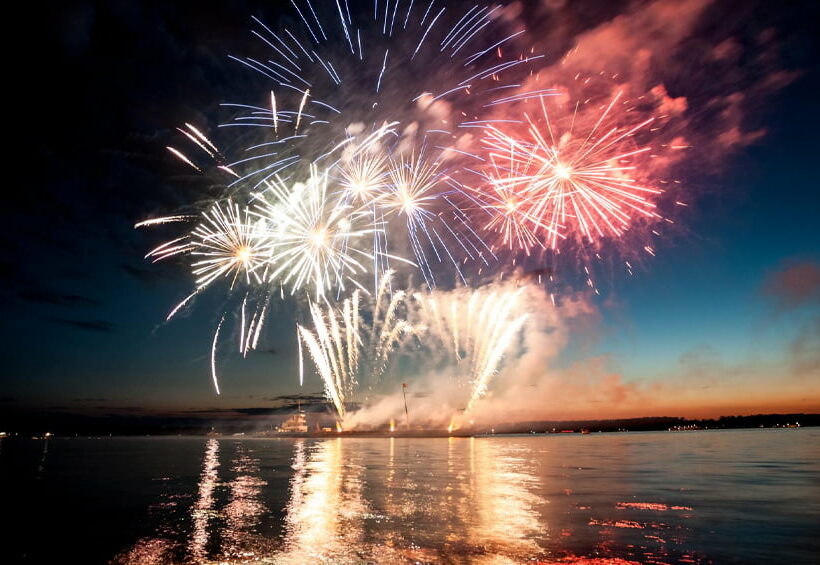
[464,136,552,254]
[252,166,380,299]
[412,284,529,415]
[136,0,685,404]
[380,150,463,286]
[297,271,412,420]
[479,91,664,251]
[139,199,273,367]
[187,201,271,289]
[213,0,540,285]
[143,0,541,303]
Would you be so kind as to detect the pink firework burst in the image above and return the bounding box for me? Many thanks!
[480,90,664,253]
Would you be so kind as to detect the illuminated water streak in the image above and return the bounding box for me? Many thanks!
[277,439,367,562]
[189,438,220,561]
[222,444,268,559]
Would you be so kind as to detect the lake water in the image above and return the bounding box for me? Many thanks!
[3,429,819,564]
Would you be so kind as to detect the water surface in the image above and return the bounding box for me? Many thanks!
[3,429,819,564]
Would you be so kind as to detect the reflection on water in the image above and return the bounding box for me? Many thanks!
[115,438,273,564]
[115,436,552,564]
[470,439,543,561]
[189,438,219,560]
[222,442,268,558]
[277,439,368,563]
[8,430,818,564]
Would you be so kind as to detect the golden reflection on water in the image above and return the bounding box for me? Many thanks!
[275,438,368,563]
[270,437,547,564]
[188,437,219,561]
[468,439,544,562]
[222,443,268,559]
[113,438,548,564]
[73,430,820,565]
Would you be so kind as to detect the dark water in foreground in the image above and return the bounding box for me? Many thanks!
[2,429,819,564]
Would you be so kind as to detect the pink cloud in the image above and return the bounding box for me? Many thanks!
[763,261,820,309]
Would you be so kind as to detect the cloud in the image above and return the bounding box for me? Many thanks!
[18,286,101,307]
[183,401,333,417]
[499,0,802,176]
[119,262,163,284]
[790,317,820,377]
[760,260,820,377]
[762,260,820,310]
[264,393,325,404]
[98,406,146,414]
[338,271,820,428]
[46,318,116,332]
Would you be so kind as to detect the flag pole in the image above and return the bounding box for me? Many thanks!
[402,383,410,430]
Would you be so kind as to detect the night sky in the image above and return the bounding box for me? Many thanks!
[2,0,819,432]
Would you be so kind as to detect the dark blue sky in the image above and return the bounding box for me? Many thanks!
[1,0,818,430]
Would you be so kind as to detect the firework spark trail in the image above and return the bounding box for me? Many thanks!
[455,136,556,254]
[134,215,196,228]
[165,289,199,322]
[141,201,270,292]
[241,291,271,356]
[297,271,412,420]
[464,291,528,412]
[211,314,226,395]
[166,146,201,172]
[331,130,485,288]
[299,320,346,417]
[380,150,454,285]
[144,0,542,306]
[412,285,529,415]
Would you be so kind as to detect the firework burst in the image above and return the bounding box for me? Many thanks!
[189,202,271,289]
[479,91,664,252]
[252,166,380,299]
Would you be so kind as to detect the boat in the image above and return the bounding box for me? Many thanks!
[281,408,308,433]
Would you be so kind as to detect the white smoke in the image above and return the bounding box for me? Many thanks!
[342,279,596,429]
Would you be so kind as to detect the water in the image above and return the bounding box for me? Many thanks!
[3,429,819,564]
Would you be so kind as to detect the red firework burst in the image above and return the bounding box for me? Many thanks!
[478,91,664,253]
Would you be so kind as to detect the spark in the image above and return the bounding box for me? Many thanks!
[166,146,201,172]
[134,215,195,228]
[211,315,225,395]
[138,1,594,401]
[184,123,219,153]
[295,89,310,133]
[187,201,271,290]
[271,90,278,135]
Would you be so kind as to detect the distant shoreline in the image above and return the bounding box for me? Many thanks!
[4,427,818,441]
[3,413,816,438]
